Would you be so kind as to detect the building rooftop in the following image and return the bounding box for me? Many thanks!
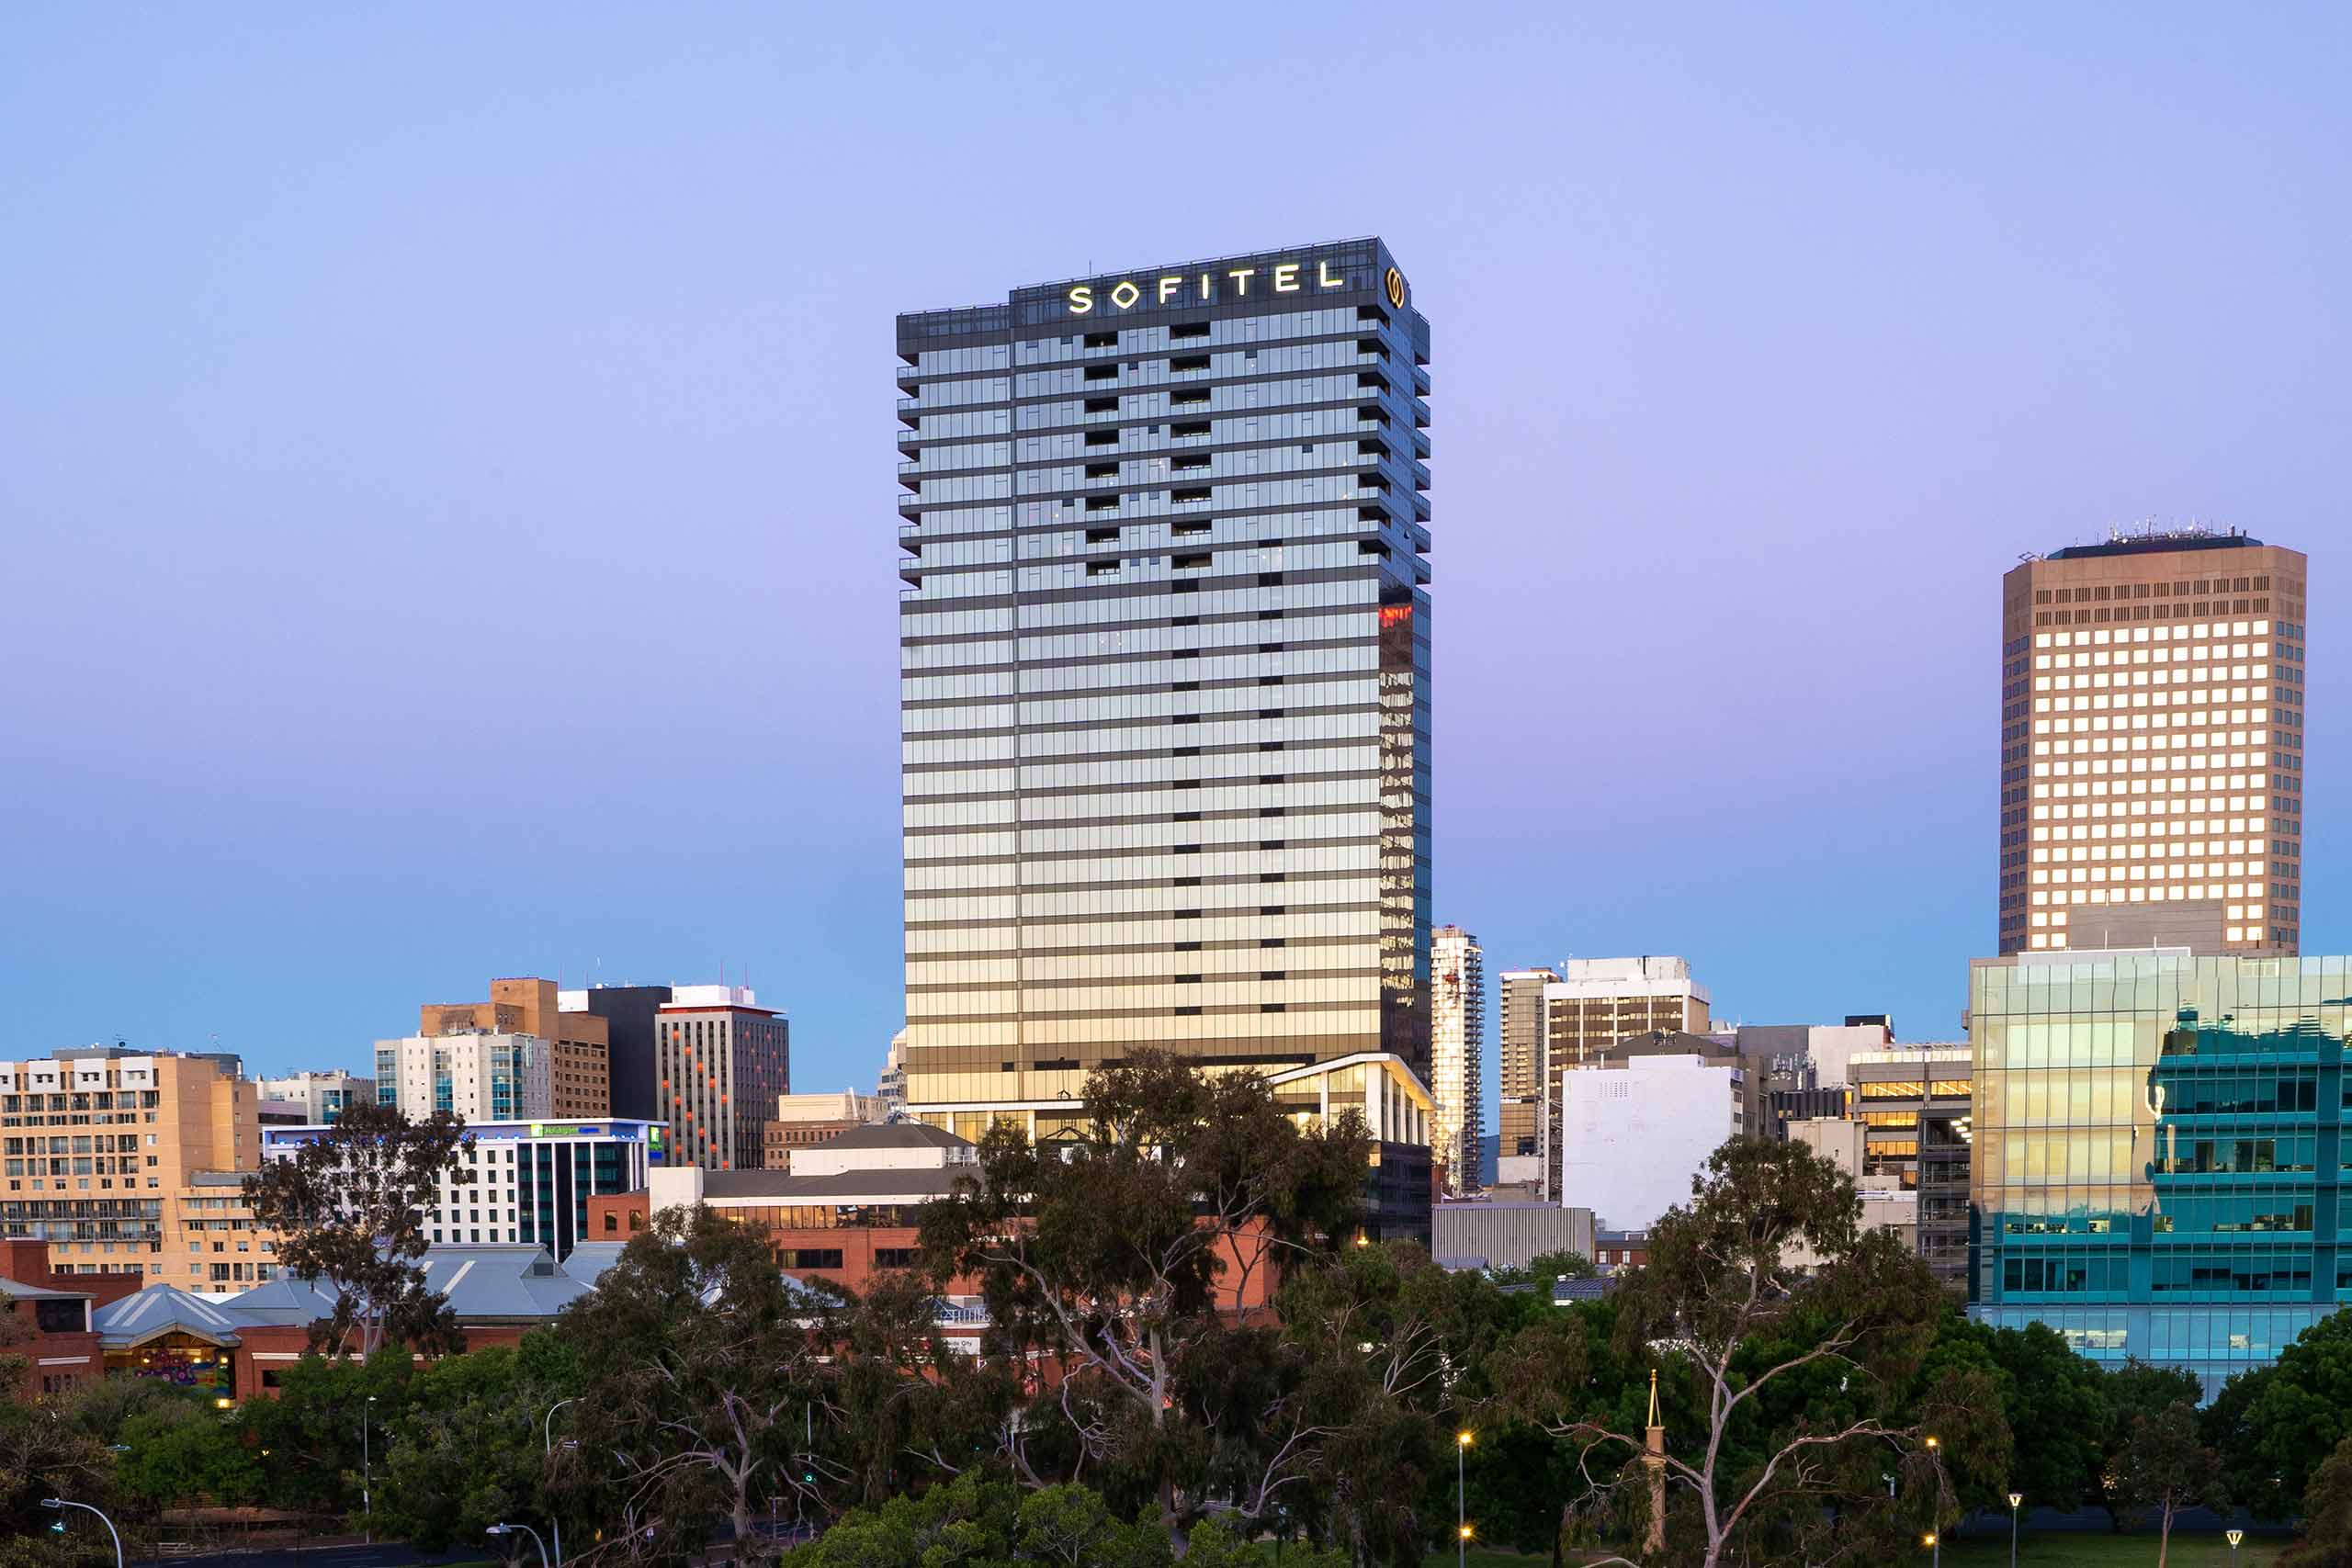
[698,1166,964,1202]
[2044,527,2264,562]
[816,1122,972,1153]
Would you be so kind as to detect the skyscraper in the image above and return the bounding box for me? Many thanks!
[1496,966,1555,1183]
[894,239,1435,1145]
[2000,529,2308,956]
[1430,926,1485,1193]
[655,985,788,1171]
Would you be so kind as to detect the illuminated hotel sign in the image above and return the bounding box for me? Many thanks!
[1067,257,1378,315]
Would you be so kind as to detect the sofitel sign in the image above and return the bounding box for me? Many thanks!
[1068,258,1363,314]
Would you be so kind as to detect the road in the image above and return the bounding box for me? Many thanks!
[141,1546,489,1568]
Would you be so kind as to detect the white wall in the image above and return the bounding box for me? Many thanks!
[1557,1055,1740,1231]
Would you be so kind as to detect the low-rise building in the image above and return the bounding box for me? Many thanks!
[1431,1201,1596,1272]
[763,1089,885,1171]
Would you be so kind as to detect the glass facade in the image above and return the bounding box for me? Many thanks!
[894,240,1433,1121]
[1970,950,2351,1393]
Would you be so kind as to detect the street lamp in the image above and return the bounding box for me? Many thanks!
[488,1521,551,1568]
[2007,1492,2023,1568]
[543,1397,581,1566]
[41,1500,124,1568]
[363,1395,378,1544]
[1923,1531,1939,1567]
[2227,1528,2245,1558]
[1455,1430,1473,1568]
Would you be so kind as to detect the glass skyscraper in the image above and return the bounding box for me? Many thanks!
[1971,950,2351,1393]
[894,239,1434,1146]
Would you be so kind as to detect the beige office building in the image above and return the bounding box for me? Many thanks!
[420,977,611,1119]
[2001,530,2307,955]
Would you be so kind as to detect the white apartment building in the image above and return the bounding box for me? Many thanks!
[372,1033,550,1124]
[1430,927,1486,1195]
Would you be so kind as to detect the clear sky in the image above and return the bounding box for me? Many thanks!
[3,5,2345,1119]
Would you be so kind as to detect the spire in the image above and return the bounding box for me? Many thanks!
[1646,1365,1661,1429]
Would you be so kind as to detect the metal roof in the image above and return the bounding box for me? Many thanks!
[94,1283,245,1348]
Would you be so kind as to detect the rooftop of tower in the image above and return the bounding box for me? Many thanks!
[2045,525,2264,562]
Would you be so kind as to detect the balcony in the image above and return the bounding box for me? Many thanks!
[898,557,923,582]
[897,492,922,515]
[899,524,922,554]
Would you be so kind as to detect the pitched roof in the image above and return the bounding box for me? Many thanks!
[95,1284,244,1348]
[0,1276,94,1303]
[214,1246,615,1329]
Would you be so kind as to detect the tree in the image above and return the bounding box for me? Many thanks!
[243,1100,473,1356]
[1487,1137,1989,1568]
[2206,1364,2294,1522]
[2244,1308,2352,1505]
[2114,1401,2225,1568]
[115,1398,264,1508]
[2097,1359,2205,1530]
[0,1307,117,1567]
[916,1049,1370,1529]
[1919,1316,2108,1513]
[774,1472,1345,1568]
[558,1204,838,1560]
[1488,1250,1599,1290]
[2284,1435,2352,1568]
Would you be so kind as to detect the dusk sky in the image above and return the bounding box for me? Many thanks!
[4,5,2345,1117]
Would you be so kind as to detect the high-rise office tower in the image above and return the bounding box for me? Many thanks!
[1496,967,1555,1181]
[655,985,789,1171]
[560,984,674,1122]
[894,240,1436,1149]
[2000,529,2308,956]
[1430,926,1485,1193]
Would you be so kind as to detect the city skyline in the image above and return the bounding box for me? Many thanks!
[4,6,2348,1113]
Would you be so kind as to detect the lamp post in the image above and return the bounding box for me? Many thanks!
[1923,1531,1939,1567]
[2007,1492,2022,1568]
[1455,1429,1472,1568]
[543,1397,580,1566]
[41,1500,124,1568]
[2227,1528,2245,1559]
[488,1522,551,1568]
[362,1394,378,1543]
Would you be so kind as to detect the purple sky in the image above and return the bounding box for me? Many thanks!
[3,6,2345,1116]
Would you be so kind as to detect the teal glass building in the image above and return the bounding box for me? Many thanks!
[1971,950,2350,1393]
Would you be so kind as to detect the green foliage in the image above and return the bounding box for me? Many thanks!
[2244,1309,2352,1505]
[776,1472,1342,1568]
[1923,1315,2109,1512]
[2205,1363,2291,1521]
[2283,1434,2352,1568]
[1487,1249,1597,1288]
[116,1397,263,1506]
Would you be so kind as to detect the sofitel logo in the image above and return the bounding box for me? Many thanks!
[1068,258,1351,314]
